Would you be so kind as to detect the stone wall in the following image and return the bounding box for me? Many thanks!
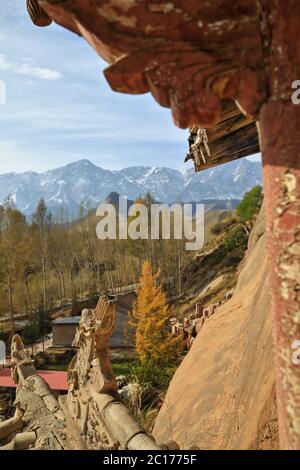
[52,323,77,348]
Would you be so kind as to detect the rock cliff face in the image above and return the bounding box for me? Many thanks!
[153,207,279,449]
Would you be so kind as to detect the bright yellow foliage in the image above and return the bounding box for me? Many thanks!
[131,260,180,365]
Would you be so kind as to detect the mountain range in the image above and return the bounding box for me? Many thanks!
[0,158,262,218]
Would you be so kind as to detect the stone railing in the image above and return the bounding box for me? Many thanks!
[0,297,174,450]
[170,289,234,349]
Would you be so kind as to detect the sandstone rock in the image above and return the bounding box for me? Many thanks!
[196,275,228,301]
[153,206,278,449]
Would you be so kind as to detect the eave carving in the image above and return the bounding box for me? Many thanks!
[37,0,267,128]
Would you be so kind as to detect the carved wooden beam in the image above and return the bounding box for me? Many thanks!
[185,101,259,171]
[0,416,23,442]
[9,334,70,450]
[37,0,266,128]
[35,1,261,169]
[187,123,258,171]
[27,0,52,27]
[8,306,165,450]
[0,431,37,451]
[62,297,163,450]
[11,334,37,383]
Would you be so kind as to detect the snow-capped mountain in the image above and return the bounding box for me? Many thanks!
[0,158,262,218]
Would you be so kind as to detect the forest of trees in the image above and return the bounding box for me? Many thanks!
[0,194,191,334]
[0,186,263,339]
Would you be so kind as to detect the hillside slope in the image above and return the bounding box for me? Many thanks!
[153,207,278,449]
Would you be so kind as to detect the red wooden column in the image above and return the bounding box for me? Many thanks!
[259,0,300,449]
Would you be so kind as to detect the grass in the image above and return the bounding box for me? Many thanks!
[38,361,132,375]
[35,351,136,376]
[112,362,132,377]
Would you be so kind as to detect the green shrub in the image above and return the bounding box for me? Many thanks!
[112,362,132,377]
[204,246,227,268]
[221,248,245,267]
[224,226,248,252]
[236,185,263,222]
[211,218,236,235]
[22,318,40,346]
[211,222,223,235]
[34,351,50,368]
[37,309,52,336]
[130,360,176,391]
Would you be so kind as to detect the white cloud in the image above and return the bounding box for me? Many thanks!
[0,55,62,81]
[0,1,187,172]
[0,103,187,142]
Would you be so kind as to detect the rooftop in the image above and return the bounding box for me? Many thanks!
[0,368,68,390]
[52,316,81,325]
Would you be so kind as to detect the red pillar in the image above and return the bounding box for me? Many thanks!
[259,0,300,449]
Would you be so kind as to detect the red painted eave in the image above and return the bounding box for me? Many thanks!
[0,368,68,391]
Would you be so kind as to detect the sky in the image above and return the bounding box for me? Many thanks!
[0,0,260,174]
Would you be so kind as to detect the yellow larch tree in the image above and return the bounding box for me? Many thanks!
[131,260,180,365]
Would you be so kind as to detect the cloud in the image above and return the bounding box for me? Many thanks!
[0,55,62,81]
[0,140,86,173]
[1,0,24,18]
[0,0,187,173]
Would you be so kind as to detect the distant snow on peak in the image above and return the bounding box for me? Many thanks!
[0,158,262,218]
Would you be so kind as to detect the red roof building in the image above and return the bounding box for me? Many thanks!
[0,368,67,391]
